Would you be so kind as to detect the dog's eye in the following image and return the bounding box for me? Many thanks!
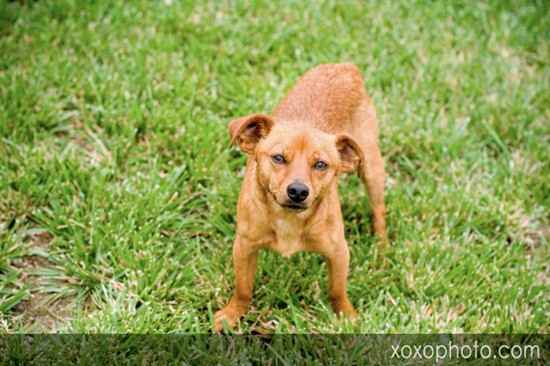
[313,160,328,170]
[271,154,285,164]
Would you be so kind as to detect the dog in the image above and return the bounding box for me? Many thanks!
[214,63,387,331]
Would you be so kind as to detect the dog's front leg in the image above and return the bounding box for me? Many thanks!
[214,236,258,331]
[325,244,358,319]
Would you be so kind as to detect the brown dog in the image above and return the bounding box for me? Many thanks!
[215,63,387,331]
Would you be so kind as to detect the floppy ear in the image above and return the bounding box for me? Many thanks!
[228,114,274,154]
[335,134,364,173]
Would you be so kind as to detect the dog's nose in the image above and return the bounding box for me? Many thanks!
[287,182,309,203]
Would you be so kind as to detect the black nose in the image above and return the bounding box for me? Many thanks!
[287,182,309,203]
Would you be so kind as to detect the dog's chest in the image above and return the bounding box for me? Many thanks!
[270,219,306,257]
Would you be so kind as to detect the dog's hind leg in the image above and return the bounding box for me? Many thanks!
[350,98,388,250]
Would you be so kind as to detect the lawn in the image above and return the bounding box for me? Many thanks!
[0,0,548,334]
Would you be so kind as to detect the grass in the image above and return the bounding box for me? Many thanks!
[0,0,548,334]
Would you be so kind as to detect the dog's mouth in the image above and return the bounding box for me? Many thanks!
[281,203,308,211]
[268,191,308,212]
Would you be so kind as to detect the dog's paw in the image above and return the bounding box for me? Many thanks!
[332,299,359,320]
[343,307,359,319]
[214,307,240,332]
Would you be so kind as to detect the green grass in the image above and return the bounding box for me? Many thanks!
[0,0,548,333]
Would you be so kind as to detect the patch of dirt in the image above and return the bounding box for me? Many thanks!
[506,204,550,252]
[11,229,76,332]
[524,223,550,287]
[525,223,550,252]
[51,119,112,167]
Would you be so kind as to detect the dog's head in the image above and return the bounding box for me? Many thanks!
[229,114,363,212]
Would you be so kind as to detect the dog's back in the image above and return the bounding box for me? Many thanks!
[273,63,366,134]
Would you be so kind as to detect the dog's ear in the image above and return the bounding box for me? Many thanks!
[228,114,274,154]
[335,134,364,173]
